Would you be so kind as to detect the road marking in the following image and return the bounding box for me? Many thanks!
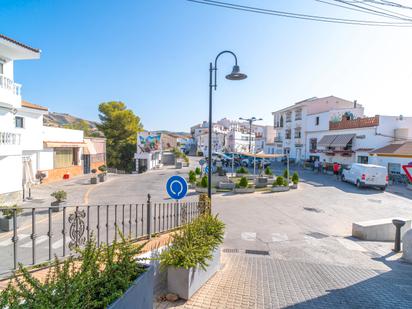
[241,232,256,241]
[271,233,288,242]
[20,235,48,248]
[336,237,367,252]
[0,233,30,247]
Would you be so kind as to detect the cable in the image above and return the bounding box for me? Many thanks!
[187,0,412,26]
[357,0,412,19]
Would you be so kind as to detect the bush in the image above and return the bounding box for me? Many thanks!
[50,190,67,202]
[195,167,201,175]
[283,169,289,179]
[273,176,285,187]
[188,170,197,184]
[199,175,208,188]
[0,234,146,308]
[292,172,299,185]
[236,167,248,174]
[91,169,97,174]
[183,155,189,164]
[264,167,273,176]
[0,205,22,219]
[98,165,107,173]
[283,179,289,187]
[159,214,225,270]
[237,176,249,188]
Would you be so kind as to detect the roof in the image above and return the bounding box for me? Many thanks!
[0,34,40,53]
[21,100,48,111]
[370,142,412,156]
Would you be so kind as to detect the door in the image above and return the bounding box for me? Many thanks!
[83,154,91,174]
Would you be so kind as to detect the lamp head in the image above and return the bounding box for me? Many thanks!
[226,65,247,80]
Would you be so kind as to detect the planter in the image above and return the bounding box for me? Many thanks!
[98,173,107,182]
[108,264,154,309]
[255,177,268,188]
[51,201,66,212]
[236,173,248,178]
[188,183,196,189]
[217,182,235,190]
[182,162,189,167]
[90,177,98,184]
[234,187,255,194]
[271,186,290,192]
[175,162,183,169]
[0,217,20,232]
[195,187,216,194]
[167,247,220,300]
[290,183,298,189]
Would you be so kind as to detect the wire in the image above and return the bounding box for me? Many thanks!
[187,0,412,26]
[357,0,412,18]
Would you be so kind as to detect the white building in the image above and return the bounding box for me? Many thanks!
[0,35,41,205]
[135,132,162,172]
[272,96,364,161]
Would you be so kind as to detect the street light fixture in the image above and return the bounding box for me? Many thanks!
[208,51,247,200]
[239,116,263,153]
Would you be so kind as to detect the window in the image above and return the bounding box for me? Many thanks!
[310,138,317,151]
[315,117,320,126]
[15,116,24,128]
[357,156,368,164]
[54,148,74,168]
[0,62,3,74]
[285,129,291,139]
[294,129,301,139]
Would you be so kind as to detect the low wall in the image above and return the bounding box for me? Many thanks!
[352,218,412,241]
[41,166,83,184]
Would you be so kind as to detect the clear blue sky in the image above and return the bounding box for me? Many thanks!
[2,0,412,132]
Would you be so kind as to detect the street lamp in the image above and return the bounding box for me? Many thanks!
[239,116,262,153]
[208,51,247,200]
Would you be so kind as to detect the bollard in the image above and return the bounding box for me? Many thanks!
[392,219,406,252]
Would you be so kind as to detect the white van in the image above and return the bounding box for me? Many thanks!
[342,163,388,190]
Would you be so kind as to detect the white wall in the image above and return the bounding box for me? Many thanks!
[0,155,22,195]
[42,126,84,142]
[16,108,45,151]
[37,149,54,170]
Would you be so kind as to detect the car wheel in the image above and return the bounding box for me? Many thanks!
[356,180,361,189]
[380,186,386,191]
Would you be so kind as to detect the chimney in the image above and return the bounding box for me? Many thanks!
[354,100,357,108]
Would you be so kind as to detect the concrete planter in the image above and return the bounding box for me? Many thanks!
[98,173,107,182]
[108,264,154,309]
[290,183,298,189]
[271,186,290,192]
[167,247,220,300]
[51,201,66,213]
[234,187,255,194]
[255,177,268,188]
[90,176,98,184]
[217,182,235,190]
[236,173,249,178]
[0,217,20,232]
[195,187,216,194]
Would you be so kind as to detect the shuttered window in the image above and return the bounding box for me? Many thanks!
[54,148,74,168]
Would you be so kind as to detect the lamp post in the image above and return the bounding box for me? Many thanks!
[208,51,247,200]
[239,117,262,153]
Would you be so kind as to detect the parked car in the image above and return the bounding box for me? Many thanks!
[342,163,388,190]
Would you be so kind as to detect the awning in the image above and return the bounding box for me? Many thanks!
[330,134,355,147]
[318,135,337,147]
[83,139,97,155]
[44,141,86,148]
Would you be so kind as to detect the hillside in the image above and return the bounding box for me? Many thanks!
[43,112,102,136]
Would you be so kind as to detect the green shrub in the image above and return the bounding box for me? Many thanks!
[188,170,197,184]
[292,172,299,185]
[200,175,208,188]
[264,167,273,176]
[0,234,146,308]
[183,155,189,164]
[283,179,289,187]
[0,205,22,219]
[50,190,67,202]
[98,165,107,173]
[159,214,225,270]
[238,176,249,188]
[283,169,289,179]
[195,167,201,175]
[273,176,285,187]
[236,167,248,174]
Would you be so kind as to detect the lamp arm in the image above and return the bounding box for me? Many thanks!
[212,50,238,90]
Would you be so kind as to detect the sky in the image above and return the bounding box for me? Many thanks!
[2,0,412,132]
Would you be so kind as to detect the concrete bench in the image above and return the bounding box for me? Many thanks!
[352,218,412,241]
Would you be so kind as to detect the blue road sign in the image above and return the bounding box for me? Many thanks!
[166,175,188,200]
[203,165,215,174]
[199,159,206,166]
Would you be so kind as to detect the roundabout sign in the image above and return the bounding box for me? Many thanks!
[166,175,188,200]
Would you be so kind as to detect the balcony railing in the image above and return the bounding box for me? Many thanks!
[0,131,21,145]
[330,116,379,130]
[0,74,21,97]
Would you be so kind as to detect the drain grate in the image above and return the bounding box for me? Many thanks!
[303,207,322,213]
[222,248,239,253]
[245,249,270,256]
[306,232,329,239]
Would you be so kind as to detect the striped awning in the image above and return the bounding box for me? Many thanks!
[330,134,355,147]
[318,135,337,147]
[44,141,86,148]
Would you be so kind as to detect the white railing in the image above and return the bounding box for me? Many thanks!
[0,132,21,145]
[0,74,21,97]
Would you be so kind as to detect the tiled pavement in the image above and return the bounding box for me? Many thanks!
[155,251,412,309]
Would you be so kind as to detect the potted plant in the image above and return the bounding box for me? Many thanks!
[271,176,290,192]
[160,214,224,300]
[182,154,190,167]
[195,167,201,176]
[195,175,216,194]
[236,166,248,177]
[234,176,255,193]
[291,172,299,189]
[50,190,67,212]
[91,168,98,184]
[0,235,154,309]
[98,165,107,182]
[264,166,273,176]
[188,170,197,189]
[0,205,22,232]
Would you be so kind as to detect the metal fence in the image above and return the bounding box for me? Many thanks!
[0,195,204,277]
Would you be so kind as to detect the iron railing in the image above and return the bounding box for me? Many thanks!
[0,195,204,277]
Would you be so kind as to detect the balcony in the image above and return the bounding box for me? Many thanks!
[274,136,282,142]
[330,116,379,130]
[0,74,22,108]
[0,131,22,155]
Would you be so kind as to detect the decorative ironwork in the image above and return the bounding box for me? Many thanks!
[68,209,86,250]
